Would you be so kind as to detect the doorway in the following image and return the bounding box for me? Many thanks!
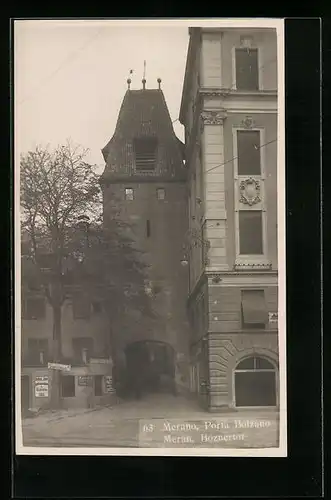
[234,356,277,407]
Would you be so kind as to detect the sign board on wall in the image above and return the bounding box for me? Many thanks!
[35,384,49,398]
[48,362,71,371]
[90,358,113,365]
[105,375,115,393]
[77,375,93,386]
[35,375,49,398]
[268,312,278,324]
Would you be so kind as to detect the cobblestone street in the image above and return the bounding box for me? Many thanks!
[21,394,280,449]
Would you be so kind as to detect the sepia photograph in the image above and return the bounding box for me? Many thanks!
[14,18,286,457]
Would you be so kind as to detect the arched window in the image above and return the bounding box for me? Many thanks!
[234,355,277,407]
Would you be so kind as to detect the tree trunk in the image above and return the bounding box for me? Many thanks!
[49,303,62,409]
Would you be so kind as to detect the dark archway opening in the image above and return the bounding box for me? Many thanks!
[234,356,277,407]
[124,340,176,399]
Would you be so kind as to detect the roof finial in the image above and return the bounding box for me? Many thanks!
[127,69,133,90]
[157,77,162,90]
[142,60,146,89]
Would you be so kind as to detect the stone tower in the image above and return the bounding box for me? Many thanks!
[100,79,190,395]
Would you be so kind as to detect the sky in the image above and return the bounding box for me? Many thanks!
[14,20,190,170]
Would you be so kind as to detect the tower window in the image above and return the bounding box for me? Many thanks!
[134,137,157,171]
[157,188,165,200]
[125,188,134,200]
[146,219,151,238]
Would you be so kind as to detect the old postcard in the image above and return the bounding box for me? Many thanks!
[14,18,286,457]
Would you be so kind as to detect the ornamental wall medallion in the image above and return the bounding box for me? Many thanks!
[240,116,255,129]
[239,178,261,206]
[240,36,254,48]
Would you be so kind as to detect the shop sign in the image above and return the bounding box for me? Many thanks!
[105,375,115,393]
[48,362,71,371]
[35,384,49,398]
[35,375,49,397]
[268,312,278,324]
[89,358,113,365]
[77,375,93,386]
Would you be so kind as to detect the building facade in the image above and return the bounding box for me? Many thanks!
[21,237,114,411]
[179,27,279,411]
[100,79,190,396]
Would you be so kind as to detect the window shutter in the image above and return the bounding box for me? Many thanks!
[241,290,267,325]
[134,137,157,171]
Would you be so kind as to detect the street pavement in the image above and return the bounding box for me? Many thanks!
[21,394,279,449]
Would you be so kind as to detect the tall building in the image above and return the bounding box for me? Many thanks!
[100,78,190,396]
[179,27,279,411]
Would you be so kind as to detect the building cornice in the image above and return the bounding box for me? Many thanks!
[198,27,278,35]
[199,88,277,99]
[200,89,277,115]
[187,268,278,300]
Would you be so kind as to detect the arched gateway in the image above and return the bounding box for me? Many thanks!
[125,340,176,398]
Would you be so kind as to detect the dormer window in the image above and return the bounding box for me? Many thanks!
[133,137,157,171]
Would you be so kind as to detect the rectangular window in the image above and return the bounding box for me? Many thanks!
[92,301,102,314]
[239,211,263,255]
[125,188,134,201]
[27,339,48,365]
[72,337,94,364]
[37,253,56,271]
[134,137,157,171]
[146,219,151,238]
[94,375,103,396]
[235,48,259,90]
[157,188,165,200]
[237,130,261,175]
[241,290,267,329]
[23,297,46,319]
[72,293,91,319]
[61,375,75,398]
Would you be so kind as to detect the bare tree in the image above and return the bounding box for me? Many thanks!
[20,141,155,407]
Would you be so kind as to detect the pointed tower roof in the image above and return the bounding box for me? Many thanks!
[100,84,186,183]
